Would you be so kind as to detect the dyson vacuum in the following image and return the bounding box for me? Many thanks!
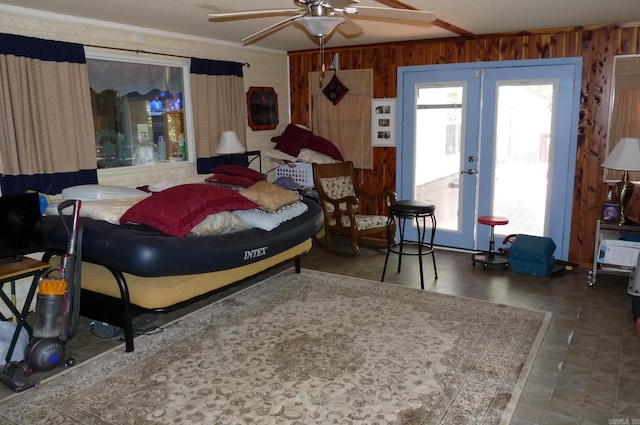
[0,199,83,392]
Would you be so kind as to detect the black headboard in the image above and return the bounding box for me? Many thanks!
[196,153,250,174]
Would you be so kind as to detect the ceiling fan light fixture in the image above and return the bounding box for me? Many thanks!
[297,16,346,37]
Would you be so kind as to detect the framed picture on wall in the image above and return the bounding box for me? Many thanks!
[246,86,279,131]
[372,98,396,147]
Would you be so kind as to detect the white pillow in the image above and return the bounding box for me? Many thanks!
[233,202,308,231]
[267,147,337,165]
[47,197,146,224]
[148,176,206,192]
[264,148,299,162]
[297,148,337,164]
[189,211,248,236]
[61,184,149,200]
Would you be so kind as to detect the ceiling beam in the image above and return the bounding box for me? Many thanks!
[430,19,475,38]
[374,0,476,38]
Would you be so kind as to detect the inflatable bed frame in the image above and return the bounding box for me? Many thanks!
[41,183,323,353]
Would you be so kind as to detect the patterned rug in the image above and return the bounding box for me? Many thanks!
[0,269,551,424]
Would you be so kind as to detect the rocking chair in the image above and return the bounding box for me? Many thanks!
[312,161,396,256]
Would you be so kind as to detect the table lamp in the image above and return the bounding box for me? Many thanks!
[601,137,640,225]
[216,131,245,155]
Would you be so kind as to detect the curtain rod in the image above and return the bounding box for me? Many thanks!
[83,43,251,67]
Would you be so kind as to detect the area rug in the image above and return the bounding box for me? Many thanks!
[0,269,551,424]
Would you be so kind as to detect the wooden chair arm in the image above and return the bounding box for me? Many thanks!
[322,195,359,214]
[324,194,359,207]
[323,195,359,225]
[355,190,397,214]
[358,190,395,201]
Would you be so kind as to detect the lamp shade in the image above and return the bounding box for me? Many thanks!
[601,137,640,171]
[216,131,245,155]
[297,16,345,37]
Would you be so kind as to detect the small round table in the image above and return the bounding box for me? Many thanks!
[381,200,438,289]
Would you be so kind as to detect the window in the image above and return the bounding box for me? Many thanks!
[87,53,190,169]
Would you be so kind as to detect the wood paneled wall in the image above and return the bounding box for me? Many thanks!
[288,25,640,266]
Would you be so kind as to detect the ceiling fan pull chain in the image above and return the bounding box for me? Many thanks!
[319,35,326,85]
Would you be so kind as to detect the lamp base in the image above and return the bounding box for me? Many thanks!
[616,172,635,225]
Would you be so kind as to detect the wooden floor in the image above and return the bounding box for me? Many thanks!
[2,238,639,425]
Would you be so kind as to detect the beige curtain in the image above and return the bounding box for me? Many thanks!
[607,87,640,180]
[0,41,95,178]
[190,73,246,158]
[310,69,373,169]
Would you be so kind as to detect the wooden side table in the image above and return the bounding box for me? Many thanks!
[588,219,640,286]
[0,257,50,363]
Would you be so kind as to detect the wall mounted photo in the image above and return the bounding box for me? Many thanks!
[246,86,279,131]
[372,98,396,147]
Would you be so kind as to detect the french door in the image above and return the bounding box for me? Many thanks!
[397,59,581,259]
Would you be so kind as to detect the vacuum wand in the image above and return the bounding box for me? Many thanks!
[56,200,83,341]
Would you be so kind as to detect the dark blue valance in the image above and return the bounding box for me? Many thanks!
[0,33,86,64]
[190,58,243,77]
[0,170,98,196]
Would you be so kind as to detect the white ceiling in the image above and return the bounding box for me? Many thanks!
[2,0,640,52]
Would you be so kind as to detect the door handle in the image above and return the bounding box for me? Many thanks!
[461,169,475,175]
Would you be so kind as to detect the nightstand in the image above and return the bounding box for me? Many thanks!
[0,257,49,363]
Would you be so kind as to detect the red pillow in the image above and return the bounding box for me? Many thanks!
[304,135,344,162]
[271,124,312,157]
[120,184,258,237]
[211,165,265,182]
[205,174,256,188]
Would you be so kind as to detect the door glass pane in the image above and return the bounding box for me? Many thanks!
[415,85,464,232]
[493,83,554,236]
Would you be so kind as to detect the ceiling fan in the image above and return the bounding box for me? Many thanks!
[207,0,437,45]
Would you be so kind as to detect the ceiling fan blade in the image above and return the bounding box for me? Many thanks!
[208,8,302,20]
[326,0,360,9]
[335,15,364,37]
[240,14,304,45]
[352,6,436,23]
[372,0,473,37]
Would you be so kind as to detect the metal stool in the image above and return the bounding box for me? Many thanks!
[381,200,438,289]
[472,215,509,269]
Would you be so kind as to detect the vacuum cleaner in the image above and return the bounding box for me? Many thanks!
[0,199,83,392]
